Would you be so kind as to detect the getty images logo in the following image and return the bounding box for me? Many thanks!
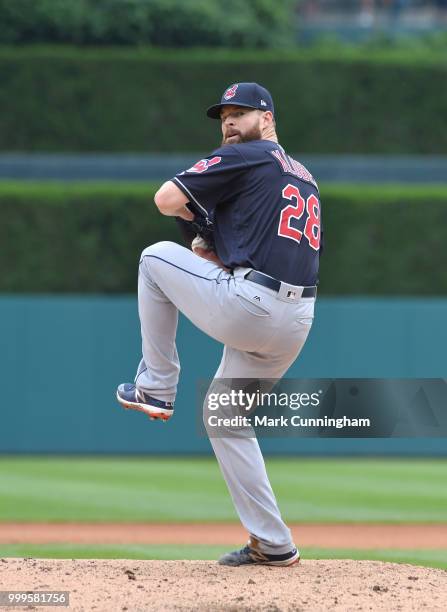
[207,389,324,412]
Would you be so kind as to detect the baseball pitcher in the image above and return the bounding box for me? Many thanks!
[117,82,322,566]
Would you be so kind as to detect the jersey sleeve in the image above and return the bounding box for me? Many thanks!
[172,146,247,217]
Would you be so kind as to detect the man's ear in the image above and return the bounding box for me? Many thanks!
[262,110,274,127]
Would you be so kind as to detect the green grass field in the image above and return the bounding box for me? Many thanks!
[1,457,446,568]
[0,457,445,523]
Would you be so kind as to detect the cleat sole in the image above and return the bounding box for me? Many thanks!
[116,392,173,422]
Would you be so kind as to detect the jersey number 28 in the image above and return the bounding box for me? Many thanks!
[278,184,320,251]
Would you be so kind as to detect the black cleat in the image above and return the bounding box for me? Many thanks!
[218,544,300,567]
[116,383,174,422]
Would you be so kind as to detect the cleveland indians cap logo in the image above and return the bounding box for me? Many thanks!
[223,84,239,100]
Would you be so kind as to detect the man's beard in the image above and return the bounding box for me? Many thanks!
[222,125,262,145]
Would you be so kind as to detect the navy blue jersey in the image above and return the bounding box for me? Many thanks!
[173,140,322,286]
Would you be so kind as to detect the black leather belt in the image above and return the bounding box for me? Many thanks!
[245,270,317,298]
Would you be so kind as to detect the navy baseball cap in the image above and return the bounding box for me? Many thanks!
[206,82,274,119]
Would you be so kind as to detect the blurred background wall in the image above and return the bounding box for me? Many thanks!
[0,0,446,455]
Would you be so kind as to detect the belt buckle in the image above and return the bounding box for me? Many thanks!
[278,283,300,302]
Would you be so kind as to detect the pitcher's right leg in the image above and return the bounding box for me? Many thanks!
[204,345,300,561]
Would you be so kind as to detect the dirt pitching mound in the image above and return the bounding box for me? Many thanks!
[2,558,446,611]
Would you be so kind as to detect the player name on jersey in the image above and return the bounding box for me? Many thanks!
[270,149,318,189]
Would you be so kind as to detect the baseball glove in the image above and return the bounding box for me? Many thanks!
[175,203,215,250]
